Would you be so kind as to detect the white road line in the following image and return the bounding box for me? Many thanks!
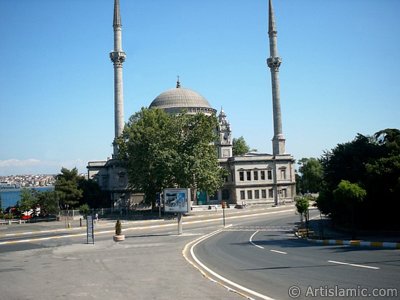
[328,260,380,270]
[0,208,294,245]
[188,229,275,300]
[249,232,288,254]
[249,230,264,249]
[270,249,287,255]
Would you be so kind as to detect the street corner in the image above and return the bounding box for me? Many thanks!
[294,231,400,249]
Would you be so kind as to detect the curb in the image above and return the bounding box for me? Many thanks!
[295,232,400,249]
[183,226,273,300]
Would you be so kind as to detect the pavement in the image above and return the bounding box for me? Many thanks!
[0,232,246,300]
[2,204,399,248]
[1,204,399,299]
[0,205,297,300]
[0,204,275,233]
[296,210,400,249]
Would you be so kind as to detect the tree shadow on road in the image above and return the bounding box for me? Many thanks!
[125,233,174,239]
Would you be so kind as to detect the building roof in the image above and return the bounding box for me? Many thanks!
[149,81,216,115]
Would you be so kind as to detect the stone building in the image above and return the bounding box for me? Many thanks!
[87,0,295,207]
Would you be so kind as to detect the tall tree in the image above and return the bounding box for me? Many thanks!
[118,108,179,207]
[317,129,400,229]
[365,128,400,224]
[174,113,226,198]
[232,136,250,156]
[118,108,226,208]
[295,196,310,224]
[54,167,83,209]
[18,189,59,216]
[78,178,109,208]
[297,157,323,194]
[18,188,38,212]
[333,180,366,238]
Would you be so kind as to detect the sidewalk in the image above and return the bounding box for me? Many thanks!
[1,204,296,300]
[0,225,244,300]
[0,204,292,234]
[297,216,400,249]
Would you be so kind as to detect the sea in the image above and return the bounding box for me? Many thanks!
[0,187,54,209]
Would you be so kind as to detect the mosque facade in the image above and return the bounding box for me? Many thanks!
[87,0,296,208]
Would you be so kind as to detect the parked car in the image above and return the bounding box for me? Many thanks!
[20,214,32,220]
[29,214,57,223]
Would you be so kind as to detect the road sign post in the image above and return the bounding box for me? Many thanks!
[163,188,190,235]
[222,201,226,227]
[177,213,183,235]
[86,215,94,244]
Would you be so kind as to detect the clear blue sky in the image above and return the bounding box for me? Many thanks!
[1,0,399,176]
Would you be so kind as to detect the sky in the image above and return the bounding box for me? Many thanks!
[0,0,399,176]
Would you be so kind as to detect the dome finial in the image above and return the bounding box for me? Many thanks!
[176,75,181,88]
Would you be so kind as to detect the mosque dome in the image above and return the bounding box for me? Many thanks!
[149,80,217,115]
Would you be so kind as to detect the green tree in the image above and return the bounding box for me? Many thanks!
[37,191,60,215]
[55,167,83,209]
[297,157,323,194]
[317,128,400,229]
[18,189,59,216]
[317,133,379,225]
[78,178,109,208]
[118,108,226,208]
[232,136,250,156]
[173,113,226,198]
[364,129,400,226]
[18,188,38,212]
[78,204,90,217]
[118,108,179,208]
[295,196,310,224]
[333,180,366,238]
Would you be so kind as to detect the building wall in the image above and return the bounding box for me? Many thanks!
[220,154,296,205]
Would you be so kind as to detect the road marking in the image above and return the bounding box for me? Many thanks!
[249,231,288,254]
[249,230,264,249]
[0,208,295,245]
[270,249,287,255]
[185,228,275,300]
[328,260,380,270]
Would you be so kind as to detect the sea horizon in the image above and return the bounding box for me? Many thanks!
[0,186,54,209]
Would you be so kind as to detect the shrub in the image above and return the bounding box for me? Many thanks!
[115,219,122,235]
[78,204,90,217]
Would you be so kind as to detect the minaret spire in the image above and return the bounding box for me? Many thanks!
[268,0,277,37]
[110,0,126,157]
[113,0,122,28]
[267,0,285,156]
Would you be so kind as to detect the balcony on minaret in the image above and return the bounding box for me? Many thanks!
[110,51,126,66]
[267,57,282,70]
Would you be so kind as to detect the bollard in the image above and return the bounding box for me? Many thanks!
[80,218,82,227]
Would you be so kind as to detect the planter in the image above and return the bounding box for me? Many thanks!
[113,234,125,242]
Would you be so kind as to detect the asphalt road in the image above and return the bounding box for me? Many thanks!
[191,210,400,300]
[0,206,291,300]
[1,206,399,300]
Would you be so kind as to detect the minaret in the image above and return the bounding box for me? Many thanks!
[110,0,126,157]
[217,108,233,159]
[267,0,285,155]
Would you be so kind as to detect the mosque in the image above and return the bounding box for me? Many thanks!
[87,0,296,208]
